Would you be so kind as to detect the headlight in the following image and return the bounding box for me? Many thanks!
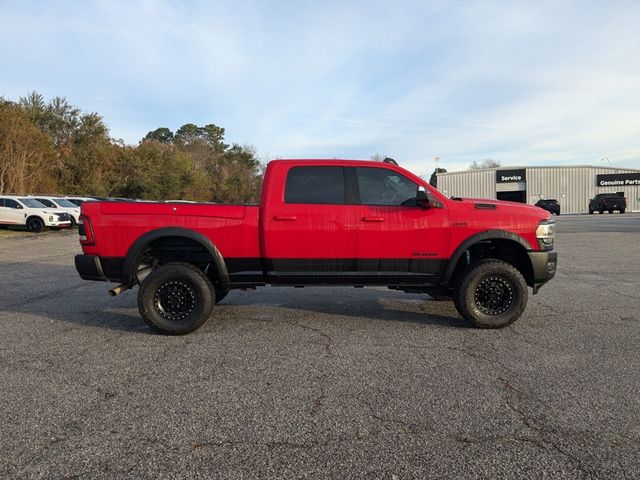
[536,220,555,250]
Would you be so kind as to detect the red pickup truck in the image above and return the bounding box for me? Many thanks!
[75,159,557,334]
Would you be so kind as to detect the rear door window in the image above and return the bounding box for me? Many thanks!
[284,166,345,204]
[4,199,20,209]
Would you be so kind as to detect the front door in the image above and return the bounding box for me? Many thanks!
[0,199,26,225]
[262,165,357,284]
[352,166,450,285]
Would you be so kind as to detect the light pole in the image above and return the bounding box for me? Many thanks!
[601,157,613,167]
[434,156,440,172]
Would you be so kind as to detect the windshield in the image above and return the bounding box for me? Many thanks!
[19,198,47,208]
[53,198,78,208]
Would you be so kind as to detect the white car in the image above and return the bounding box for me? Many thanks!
[64,196,98,207]
[0,195,73,232]
[31,196,82,226]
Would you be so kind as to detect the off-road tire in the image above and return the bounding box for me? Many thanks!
[453,259,528,329]
[27,217,44,232]
[138,262,215,335]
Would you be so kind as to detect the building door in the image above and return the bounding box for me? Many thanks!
[496,191,527,203]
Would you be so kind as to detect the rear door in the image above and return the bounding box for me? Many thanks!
[351,166,450,285]
[262,165,358,284]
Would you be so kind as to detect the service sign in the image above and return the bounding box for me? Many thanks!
[596,172,640,187]
[496,169,526,183]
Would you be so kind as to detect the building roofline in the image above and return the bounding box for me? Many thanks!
[437,165,640,175]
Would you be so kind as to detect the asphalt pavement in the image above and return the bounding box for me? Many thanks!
[0,215,639,479]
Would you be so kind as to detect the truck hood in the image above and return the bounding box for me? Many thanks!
[452,197,551,220]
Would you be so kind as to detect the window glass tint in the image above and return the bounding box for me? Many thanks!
[19,198,46,208]
[5,199,19,209]
[36,198,55,207]
[285,166,345,204]
[54,198,77,208]
[356,167,417,206]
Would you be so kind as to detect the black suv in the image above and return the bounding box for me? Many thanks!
[589,193,626,214]
[535,199,560,215]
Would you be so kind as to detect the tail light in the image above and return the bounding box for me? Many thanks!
[78,214,95,245]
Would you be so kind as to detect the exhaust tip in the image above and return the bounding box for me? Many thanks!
[108,284,129,296]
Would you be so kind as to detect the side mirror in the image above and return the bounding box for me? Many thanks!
[416,186,429,208]
[16,204,23,209]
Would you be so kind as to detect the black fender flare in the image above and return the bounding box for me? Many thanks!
[442,229,533,285]
[121,227,230,288]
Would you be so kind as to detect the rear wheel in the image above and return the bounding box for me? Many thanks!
[599,210,604,214]
[620,209,625,214]
[453,259,528,329]
[27,217,44,232]
[608,209,614,214]
[589,209,593,214]
[138,262,215,334]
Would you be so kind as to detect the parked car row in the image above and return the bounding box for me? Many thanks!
[534,192,627,215]
[0,195,101,232]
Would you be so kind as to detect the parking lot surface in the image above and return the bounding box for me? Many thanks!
[1,214,639,479]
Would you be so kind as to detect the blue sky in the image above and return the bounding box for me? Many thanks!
[1,0,639,175]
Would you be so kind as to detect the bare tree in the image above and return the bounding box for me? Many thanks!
[469,158,501,169]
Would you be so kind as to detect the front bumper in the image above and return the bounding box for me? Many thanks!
[528,250,557,294]
[45,213,72,227]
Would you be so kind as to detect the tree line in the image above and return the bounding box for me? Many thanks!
[0,92,263,203]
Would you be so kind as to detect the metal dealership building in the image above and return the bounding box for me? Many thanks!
[436,166,640,213]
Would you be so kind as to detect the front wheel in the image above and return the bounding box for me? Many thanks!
[453,260,528,329]
[27,217,44,232]
[137,262,215,334]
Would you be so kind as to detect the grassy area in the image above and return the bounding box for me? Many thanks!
[0,228,77,238]
[0,228,31,238]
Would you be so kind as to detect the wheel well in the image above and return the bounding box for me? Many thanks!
[137,236,222,287]
[449,239,534,287]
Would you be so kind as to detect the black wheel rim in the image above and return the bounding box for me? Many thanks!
[154,280,197,321]
[474,276,514,315]
[28,218,42,231]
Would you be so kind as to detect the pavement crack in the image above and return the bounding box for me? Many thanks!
[285,319,333,417]
[497,376,599,479]
[361,398,421,434]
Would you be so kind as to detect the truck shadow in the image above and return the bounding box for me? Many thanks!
[0,262,466,334]
[216,286,466,329]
